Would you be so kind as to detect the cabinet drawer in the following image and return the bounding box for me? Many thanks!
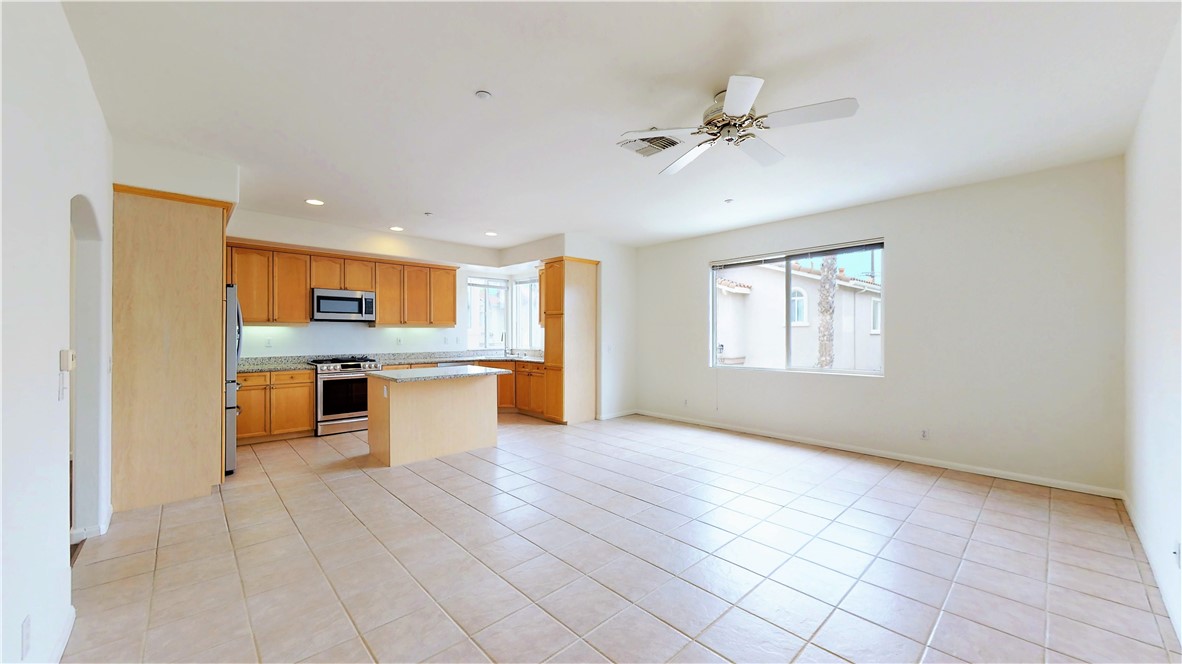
[410,363,437,368]
[382,364,410,370]
[237,372,270,386]
[271,369,314,385]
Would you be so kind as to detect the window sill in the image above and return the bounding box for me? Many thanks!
[711,364,883,378]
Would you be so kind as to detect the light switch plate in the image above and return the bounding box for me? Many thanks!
[59,349,76,371]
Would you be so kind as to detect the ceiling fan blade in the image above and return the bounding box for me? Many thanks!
[620,127,701,140]
[722,75,764,117]
[737,135,784,167]
[660,140,715,175]
[761,98,859,129]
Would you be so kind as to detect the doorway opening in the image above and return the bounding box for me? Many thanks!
[69,193,106,556]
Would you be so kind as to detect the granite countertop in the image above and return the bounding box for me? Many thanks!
[237,352,542,373]
[368,365,512,383]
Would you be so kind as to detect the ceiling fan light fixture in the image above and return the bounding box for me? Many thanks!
[305,199,325,206]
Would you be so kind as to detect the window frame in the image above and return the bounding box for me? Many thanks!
[512,277,543,351]
[709,239,884,377]
[466,277,509,350]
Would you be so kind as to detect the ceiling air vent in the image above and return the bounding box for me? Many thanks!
[618,134,682,157]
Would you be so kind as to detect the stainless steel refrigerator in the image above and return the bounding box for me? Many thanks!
[225,285,243,474]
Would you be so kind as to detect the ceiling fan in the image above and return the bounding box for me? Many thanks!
[618,75,859,175]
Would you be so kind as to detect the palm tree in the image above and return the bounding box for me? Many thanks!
[817,255,837,368]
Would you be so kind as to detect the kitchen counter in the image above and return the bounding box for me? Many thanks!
[367,366,502,467]
[369,365,511,383]
[237,352,542,373]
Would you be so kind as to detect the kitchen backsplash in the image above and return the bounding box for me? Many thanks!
[240,322,471,357]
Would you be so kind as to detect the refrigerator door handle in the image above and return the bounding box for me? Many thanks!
[236,298,244,362]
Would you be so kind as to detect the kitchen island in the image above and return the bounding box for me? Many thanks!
[366,365,512,466]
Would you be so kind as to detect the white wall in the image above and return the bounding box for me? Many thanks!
[2,3,114,661]
[114,139,240,203]
[637,158,1126,493]
[1124,23,1181,639]
[565,233,639,419]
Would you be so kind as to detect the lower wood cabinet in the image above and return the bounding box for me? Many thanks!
[513,364,546,415]
[479,361,517,408]
[236,370,315,442]
[543,366,564,422]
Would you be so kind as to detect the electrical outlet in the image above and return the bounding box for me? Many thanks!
[683,399,688,407]
[396,338,402,345]
[443,337,449,345]
[455,336,461,344]
[21,615,30,660]
[921,429,931,440]
[264,338,272,348]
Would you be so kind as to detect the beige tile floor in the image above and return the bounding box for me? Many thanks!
[66,414,1180,663]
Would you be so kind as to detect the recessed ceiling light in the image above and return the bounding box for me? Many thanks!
[724,198,735,204]
[389,226,404,232]
[485,232,498,237]
[474,90,492,99]
[305,199,325,206]
[424,212,434,217]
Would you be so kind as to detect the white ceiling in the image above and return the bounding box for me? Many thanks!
[64,2,1178,248]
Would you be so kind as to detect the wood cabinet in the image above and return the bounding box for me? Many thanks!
[233,248,309,323]
[430,268,457,326]
[543,367,564,421]
[236,370,315,442]
[113,188,228,510]
[527,369,546,414]
[544,314,564,368]
[272,252,310,323]
[344,259,375,291]
[410,363,438,368]
[537,257,598,425]
[310,255,343,289]
[403,266,431,325]
[382,364,410,370]
[375,263,404,325]
[480,361,516,408]
[544,260,564,314]
[237,378,270,440]
[233,247,272,323]
[228,239,459,328]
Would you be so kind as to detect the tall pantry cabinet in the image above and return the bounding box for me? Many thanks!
[112,186,229,510]
[541,257,598,425]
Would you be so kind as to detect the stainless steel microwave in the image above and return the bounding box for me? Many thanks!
[312,289,376,322]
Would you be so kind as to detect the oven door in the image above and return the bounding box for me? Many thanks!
[317,373,368,421]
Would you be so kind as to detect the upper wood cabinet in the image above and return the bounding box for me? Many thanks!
[404,266,431,325]
[430,268,457,326]
[375,262,404,325]
[310,256,343,290]
[227,239,458,328]
[233,248,272,323]
[344,259,375,291]
[544,260,564,314]
[272,252,310,323]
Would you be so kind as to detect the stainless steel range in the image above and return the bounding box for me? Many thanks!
[310,356,381,435]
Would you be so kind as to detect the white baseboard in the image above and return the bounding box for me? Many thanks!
[635,410,1125,499]
[69,505,112,544]
[49,605,76,664]
[598,410,639,421]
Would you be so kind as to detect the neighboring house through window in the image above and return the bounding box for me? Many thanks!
[790,288,808,326]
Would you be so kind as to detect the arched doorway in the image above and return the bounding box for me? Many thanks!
[69,194,108,546]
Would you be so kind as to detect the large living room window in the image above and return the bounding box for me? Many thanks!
[712,240,884,375]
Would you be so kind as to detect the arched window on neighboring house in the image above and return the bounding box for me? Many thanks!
[790,288,808,326]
